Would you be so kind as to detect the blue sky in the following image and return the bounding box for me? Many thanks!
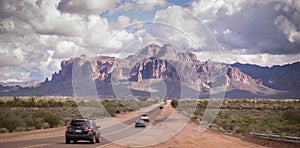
[167,0,192,6]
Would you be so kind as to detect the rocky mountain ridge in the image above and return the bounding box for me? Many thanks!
[0,44,299,98]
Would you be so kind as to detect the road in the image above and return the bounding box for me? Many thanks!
[0,105,163,148]
[2,103,297,148]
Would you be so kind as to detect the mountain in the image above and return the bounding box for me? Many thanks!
[232,62,300,91]
[232,62,300,98]
[0,84,22,94]
[0,44,298,98]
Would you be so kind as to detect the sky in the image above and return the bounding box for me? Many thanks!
[0,0,299,83]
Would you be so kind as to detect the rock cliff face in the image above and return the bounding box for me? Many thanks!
[129,57,180,82]
[1,44,299,98]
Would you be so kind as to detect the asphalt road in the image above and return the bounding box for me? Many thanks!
[0,105,163,148]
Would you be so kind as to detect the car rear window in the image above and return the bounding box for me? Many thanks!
[137,120,144,123]
[70,121,88,126]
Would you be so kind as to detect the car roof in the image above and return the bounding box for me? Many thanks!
[71,119,90,122]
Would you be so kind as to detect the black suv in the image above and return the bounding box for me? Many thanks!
[65,119,100,144]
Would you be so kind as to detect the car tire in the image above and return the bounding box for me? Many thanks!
[65,138,70,144]
[96,137,100,143]
[90,136,95,144]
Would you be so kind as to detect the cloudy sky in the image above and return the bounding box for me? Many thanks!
[0,0,299,83]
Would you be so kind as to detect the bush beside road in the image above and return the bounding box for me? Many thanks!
[0,97,159,133]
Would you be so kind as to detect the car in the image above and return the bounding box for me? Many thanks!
[159,106,164,109]
[135,119,146,128]
[65,119,101,144]
[140,114,149,122]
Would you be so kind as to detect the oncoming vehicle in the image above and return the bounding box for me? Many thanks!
[135,119,146,128]
[65,119,100,144]
[140,114,149,122]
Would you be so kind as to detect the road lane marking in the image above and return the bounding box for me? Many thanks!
[20,141,64,148]
[102,123,135,136]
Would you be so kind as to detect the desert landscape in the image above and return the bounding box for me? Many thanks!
[1,0,300,147]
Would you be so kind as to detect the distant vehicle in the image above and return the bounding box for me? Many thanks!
[159,106,164,109]
[135,119,146,128]
[65,119,100,144]
[140,114,149,122]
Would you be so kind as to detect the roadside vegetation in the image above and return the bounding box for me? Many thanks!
[0,96,159,133]
[172,99,300,137]
[198,99,300,137]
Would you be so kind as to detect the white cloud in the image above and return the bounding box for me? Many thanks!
[82,17,137,53]
[274,15,300,43]
[0,67,31,83]
[57,0,121,15]
[133,0,166,11]
[152,5,216,51]
[187,0,300,55]
[0,18,15,33]
[196,51,300,67]
[118,15,131,27]
[53,41,79,59]
[189,0,246,21]
[0,0,300,83]
[0,48,25,67]
[0,0,90,82]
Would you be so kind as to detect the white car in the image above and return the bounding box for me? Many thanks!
[140,114,149,122]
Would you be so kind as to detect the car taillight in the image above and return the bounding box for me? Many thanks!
[66,125,71,130]
[86,126,93,131]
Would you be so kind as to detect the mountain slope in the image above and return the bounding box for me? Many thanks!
[0,44,297,98]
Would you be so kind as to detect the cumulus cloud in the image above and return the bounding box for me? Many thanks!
[57,0,121,15]
[81,16,137,54]
[0,67,31,83]
[151,5,218,52]
[118,15,131,27]
[0,0,98,82]
[0,0,299,83]
[188,0,300,57]
[53,41,79,58]
[0,18,15,33]
[131,0,166,11]
[275,15,300,44]
[189,0,246,21]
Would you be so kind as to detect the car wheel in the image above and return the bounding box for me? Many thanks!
[96,137,100,143]
[65,138,70,144]
[90,136,95,144]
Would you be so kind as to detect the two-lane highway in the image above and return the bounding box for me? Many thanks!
[0,104,164,148]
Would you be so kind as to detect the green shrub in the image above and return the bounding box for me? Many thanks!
[171,99,179,108]
[282,110,300,124]
[44,113,60,128]
[33,110,60,128]
[0,128,9,133]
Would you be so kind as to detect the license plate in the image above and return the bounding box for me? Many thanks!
[75,130,82,133]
